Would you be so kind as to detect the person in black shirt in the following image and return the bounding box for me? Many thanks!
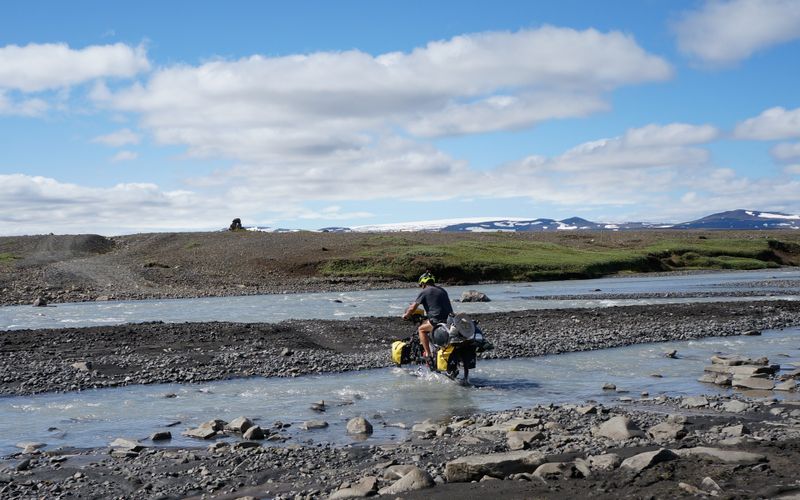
[402,271,454,358]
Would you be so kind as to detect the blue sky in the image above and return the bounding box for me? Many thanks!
[1,0,800,235]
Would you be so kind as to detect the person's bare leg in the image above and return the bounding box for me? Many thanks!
[418,321,433,357]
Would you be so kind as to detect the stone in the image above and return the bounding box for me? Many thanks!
[32,297,47,307]
[602,383,616,391]
[648,421,687,441]
[732,376,775,390]
[532,462,582,480]
[150,431,172,441]
[243,425,265,440]
[620,448,678,473]
[411,420,440,436]
[722,400,749,413]
[714,374,733,386]
[183,427,217,439]
[346,417,373,435]
[199,419,226,431]
[678,482,705,495]
[229,218,243,231]
[281,347,293,356]
[302,420,329,430]
[711,354,752,366]
[109,437,145,452]
[233,441,261,450]
[377,467,434,495]
[71,361,93,372]
[576,405,598,415]
[775,379,797,391]
[680,396,709,408]
[721,423,750,437]
[592,416,645,441]
[588,453,621,471]
[697,373,718,384]
[445,450,545,482]
[673,447,767,464]
[664,349,678,358]
[329,476,378,499]
[701,476,722,493]
[310,400,326,412]
[383,465,418,480]
[704,364,778,376]
[507,430,545,450]
[460,290,490,302]
[225,417,254,433]
[16,442,46,451]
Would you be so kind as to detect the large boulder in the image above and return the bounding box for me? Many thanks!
[673,447,766,464]
[346,417,373,435]
[225,416,254,433]
[648,421,687,441]
[620,449,678,474]
[377,467,434,495]
[592,416,645,441]
[329,476,377,499]
[445,450,545,482]
[460,290,491,302]
[532,462,583,480]
[732,376,775,390]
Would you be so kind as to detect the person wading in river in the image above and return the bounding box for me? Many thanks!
[402,271,454,362]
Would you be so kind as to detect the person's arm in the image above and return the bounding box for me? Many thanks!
[403,302,420,320]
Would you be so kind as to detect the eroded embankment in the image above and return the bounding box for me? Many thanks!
[2,300,800,396]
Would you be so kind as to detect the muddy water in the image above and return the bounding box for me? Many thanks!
[2,326,798,456]
[2,269,799,330]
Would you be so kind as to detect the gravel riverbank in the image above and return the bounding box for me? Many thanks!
[2,300,799,396]
[3,300,800,499]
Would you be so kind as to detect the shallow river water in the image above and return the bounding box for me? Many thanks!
[2,326,798,456]
[2,269,799,331]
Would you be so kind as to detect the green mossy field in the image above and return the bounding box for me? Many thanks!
[320,234,800,283]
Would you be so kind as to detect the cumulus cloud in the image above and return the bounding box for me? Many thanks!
[784,164,800,175]
[92,128,141,147]
[772,142,800,161]
[0,42,150,92]
[111,150,138,162]
[734,106,800,140]
[0,91,48,116]
[106,27,671,163]
[675,0,800,65]
[0,174,210,235]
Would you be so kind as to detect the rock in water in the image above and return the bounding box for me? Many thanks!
[32,297,47,307]
[346,417,373,435]
[461,290,491,302]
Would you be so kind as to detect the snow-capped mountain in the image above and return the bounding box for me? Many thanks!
[326,210,800,232]
[230,209,800,233]
[669,210,800,230]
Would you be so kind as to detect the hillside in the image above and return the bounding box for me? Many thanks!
[2,230,800,306]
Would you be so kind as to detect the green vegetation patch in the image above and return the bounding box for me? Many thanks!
[0,252,19,264]
[320,236,796,282]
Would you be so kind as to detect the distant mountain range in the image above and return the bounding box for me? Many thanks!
[239,209,800,233]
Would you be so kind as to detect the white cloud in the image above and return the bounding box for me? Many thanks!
[675,0,800,65]
[734,106,800,140]
[0,174,212,235]
[92,128,141,147]
[785,164,800,175]
[111,150,138,162]
[0,90,48,116]
[106,27,671,163]
[0,42,150,92]
[772,142,800,161]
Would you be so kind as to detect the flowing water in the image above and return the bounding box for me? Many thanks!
[2,327,798,456]
[2,269,799,331]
